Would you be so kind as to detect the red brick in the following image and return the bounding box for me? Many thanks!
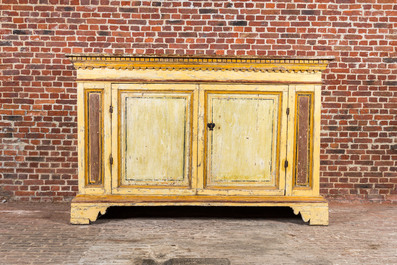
[0,0,395,203]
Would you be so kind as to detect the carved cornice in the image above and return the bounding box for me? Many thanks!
[67,54,333,73]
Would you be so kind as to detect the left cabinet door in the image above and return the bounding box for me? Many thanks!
[111,84,198,195]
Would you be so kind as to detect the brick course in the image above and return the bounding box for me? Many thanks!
[0,0,396,202]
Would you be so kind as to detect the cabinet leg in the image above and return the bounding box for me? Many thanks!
[70,203,108,225]
[291,204,329,226]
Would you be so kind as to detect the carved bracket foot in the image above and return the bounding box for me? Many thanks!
[70,203,108,225]
[291,204,329,225]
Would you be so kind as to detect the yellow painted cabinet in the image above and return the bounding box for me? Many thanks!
[69,55,331,225]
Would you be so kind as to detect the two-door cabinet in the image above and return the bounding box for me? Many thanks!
[68,55,332,225]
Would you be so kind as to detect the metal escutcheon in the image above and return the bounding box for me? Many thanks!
[207,123,215,131]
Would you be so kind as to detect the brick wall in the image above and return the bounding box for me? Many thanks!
[0,0,396,202]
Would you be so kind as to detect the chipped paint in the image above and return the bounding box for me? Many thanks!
[70,56,330,225]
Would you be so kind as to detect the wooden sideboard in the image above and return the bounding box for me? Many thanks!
[68,55,332,225]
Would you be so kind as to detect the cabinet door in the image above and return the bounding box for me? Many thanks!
[198,85,288,196]
[111,84,198,195]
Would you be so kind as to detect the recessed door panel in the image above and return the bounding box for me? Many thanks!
[208,94,277,186]
[117,87,195,191]
[199,84,288,196]
[206,92,281,188]
[123,96,187,184]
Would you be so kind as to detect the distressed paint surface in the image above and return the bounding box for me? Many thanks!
[70,196,329,225]
[295,94,312,187]
[69,56,330,225]
[207,94,278,187]
[121,93,190,186]
[87,92,102,185]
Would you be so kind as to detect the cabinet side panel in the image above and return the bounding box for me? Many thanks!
[86,91,103,186]
[293,93,313,188]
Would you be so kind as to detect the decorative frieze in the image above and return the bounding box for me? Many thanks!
[67,55,333,73]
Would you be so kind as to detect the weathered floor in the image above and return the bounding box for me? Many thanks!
[0,202,395,265]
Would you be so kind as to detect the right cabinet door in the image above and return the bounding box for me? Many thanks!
[198,84,289,196]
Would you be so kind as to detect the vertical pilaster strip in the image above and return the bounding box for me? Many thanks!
[86,90,103,186]
[293,93,314,189]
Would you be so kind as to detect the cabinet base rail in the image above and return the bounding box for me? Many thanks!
[70,195,328,226]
